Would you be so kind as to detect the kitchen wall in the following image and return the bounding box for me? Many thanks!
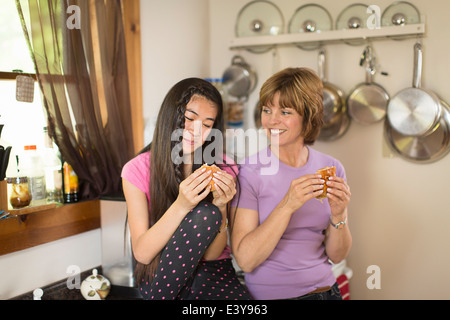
[207,0,450,299]
[3,0,446,300]
[140,0,211,146]
[0,229,101,300]
[140,0,450,300]
[0,1,210,300]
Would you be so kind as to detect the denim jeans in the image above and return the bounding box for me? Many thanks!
[289,282,342,300]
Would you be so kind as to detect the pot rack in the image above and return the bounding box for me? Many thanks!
[229,21,425,50]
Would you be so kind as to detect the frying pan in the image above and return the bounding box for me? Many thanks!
[348,46,389,125]
[318,111,351,141]
[223,55,257,99]
[387,43,442,136]
[318,49,345,126]
[384,99,450,163]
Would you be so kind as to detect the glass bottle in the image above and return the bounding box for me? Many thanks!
[42,127,63,203]
[7,177,31,209]
[20,145,46,206]
[63,161,79,203]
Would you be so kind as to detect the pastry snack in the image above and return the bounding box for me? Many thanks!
[316,166,336,200]
[200,164,222,191]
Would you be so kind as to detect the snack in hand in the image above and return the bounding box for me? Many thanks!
[316,166,336,200]
[200,164,221,191]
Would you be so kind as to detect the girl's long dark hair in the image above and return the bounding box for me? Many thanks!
[134,78,239,283]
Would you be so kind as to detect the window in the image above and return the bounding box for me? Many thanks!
[0,0,48,173]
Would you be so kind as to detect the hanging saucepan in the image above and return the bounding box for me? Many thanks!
[318,111,351,141]
[384,98,450,163]
[223,55,257,99]
[348,46,390,125]
[387,43,442,136]
[318,49,345,126]
[254,100,262,128]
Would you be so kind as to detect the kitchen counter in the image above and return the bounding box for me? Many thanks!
[10,267,143,300]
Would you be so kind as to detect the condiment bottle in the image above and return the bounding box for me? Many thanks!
[63,161,79,203]
[42,127,63,203]
[7,177,31,209]
[20,145,46,206]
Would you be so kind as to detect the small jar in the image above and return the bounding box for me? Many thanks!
[7,177,31,209]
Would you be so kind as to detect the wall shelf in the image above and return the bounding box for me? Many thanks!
[229,23,426,50]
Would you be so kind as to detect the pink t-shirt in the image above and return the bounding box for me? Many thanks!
[121,152,238,260]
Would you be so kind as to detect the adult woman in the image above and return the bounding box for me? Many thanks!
[231,68,352,300]
[122,78,251,300]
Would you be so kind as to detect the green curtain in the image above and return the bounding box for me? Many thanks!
[16,0,135,200]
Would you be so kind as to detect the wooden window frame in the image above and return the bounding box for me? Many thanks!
[0,0,142,256]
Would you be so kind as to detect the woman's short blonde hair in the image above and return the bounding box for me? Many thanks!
[258,67,324,145]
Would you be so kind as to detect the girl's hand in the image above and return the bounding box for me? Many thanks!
[280,174,325,213]
[326,176,351,218]
[211,169,236,209]
[176,167,212,211]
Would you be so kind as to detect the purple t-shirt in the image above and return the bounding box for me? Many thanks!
[232,146,346,299]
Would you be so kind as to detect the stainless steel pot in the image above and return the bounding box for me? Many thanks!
[384,99,450,163]
[387,43,442,136]
[254,100,262,128]
[223,55,257,99]
[348,46,390,125]
[318,111,351,141]
[318,49,346,126]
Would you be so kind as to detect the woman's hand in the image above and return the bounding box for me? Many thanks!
[176,167,212,211]
[279,174,325,213]
[326,176,351,219]
[211,170,236,209]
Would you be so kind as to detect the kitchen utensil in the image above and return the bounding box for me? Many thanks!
[0,212,17,221]
[336,3,369,46]
[0,211,9,221]
[384,99,450,163]
[223,55,257,99]
[381,1,421,27]
[254,100,262,128]
[348,46,389,125]
[0,212,18,221]
[318,49,346,126]
[387,43,442,136]
[80,269,111,300]
[235,0,284,53]
[288,4,332,51]
[336,3,369,30]
[0,147,4,174]
[0,146,12,180]
[318,111,351,141]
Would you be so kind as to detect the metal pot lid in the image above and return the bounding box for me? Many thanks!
[336,3,369,46]
[288,4,332,51]
[235,0,284,53]
[348,83,389,125]
[336,3,369,30]
[381,1,421,27]
[384,100,450,163]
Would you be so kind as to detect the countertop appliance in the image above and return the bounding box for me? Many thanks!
[100,196,135,288]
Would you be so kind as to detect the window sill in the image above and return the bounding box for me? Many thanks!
[0,200,100,256]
